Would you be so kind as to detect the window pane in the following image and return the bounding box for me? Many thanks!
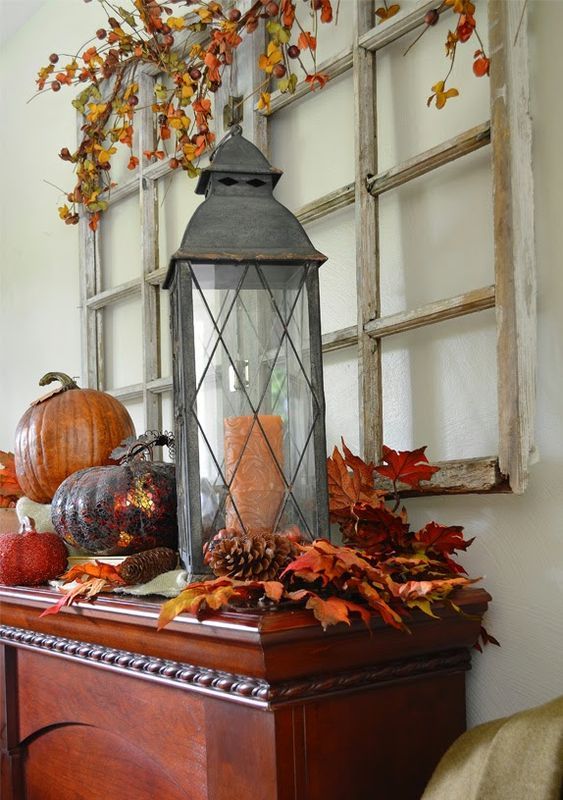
[381,310,498,461]
[376,5,490,171]
[293,2,354,63]
[99,193,141,289]
[121,397,144,438]
[379,148,494,315]
[323,346,359,455]
[306,206,357,334]
[158,166,204,269]
[102,295,143,389]
[270,73,354,211]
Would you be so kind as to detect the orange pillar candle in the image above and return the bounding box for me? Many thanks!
[224,415,285,534]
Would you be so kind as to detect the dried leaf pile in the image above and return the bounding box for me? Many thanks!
[158,442,495,646]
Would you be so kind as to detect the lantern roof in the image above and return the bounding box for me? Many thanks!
[195,124,282,195]
[163,126,326,285]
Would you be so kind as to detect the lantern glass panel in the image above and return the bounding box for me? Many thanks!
[189,260,318,542]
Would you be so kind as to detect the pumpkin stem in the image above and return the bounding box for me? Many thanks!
[121,432,175,464]
[39,372,80,391]
[19,515,37,534]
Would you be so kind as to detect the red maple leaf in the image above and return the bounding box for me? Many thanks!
[414,522,474,554]
[375,445,440,489]
[346,502,410,553]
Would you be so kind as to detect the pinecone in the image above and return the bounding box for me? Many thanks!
[118,547,178,585]
[206,530,299,581]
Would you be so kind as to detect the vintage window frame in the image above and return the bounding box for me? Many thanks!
[79,0,535,494]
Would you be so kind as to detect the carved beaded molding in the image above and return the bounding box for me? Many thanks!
[0,624,470,708]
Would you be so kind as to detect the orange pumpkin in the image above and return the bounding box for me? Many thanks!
[14,372,136,503]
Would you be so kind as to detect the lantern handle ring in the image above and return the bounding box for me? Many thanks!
[210,124,243,162]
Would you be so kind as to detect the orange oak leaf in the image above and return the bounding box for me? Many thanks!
[158,577,238,628]
[393,575,478,603]
[59,561,126,585]
[327,445,360,513]
[375,445,440,488]
[287,590,371,630]
[327,442,386,516]
[356,582,406,630]
[40,574,120,617]
[341,439,377,492]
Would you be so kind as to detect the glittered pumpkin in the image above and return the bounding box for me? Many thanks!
[14,372,135,504]
[51,436,177,556]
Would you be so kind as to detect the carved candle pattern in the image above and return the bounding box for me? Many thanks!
[224,415,285,534]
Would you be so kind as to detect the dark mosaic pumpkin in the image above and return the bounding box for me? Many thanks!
[51,461,178,555]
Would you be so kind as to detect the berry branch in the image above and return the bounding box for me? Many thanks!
[37,0,488,231]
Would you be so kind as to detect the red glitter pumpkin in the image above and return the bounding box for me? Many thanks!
[51,435,177,556]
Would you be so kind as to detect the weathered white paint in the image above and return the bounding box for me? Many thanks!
[0,0,561,729]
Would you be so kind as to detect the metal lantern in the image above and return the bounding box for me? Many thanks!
[164,125,329,576]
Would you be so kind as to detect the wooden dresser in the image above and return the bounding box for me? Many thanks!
[0,585,489,800]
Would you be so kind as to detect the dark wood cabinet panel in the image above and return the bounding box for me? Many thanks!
[0,586,489,800]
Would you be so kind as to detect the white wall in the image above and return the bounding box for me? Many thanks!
[1,0,562,728]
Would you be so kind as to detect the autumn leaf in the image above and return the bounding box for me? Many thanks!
[346,502,410,553]
[341,440,377,491]
[86,102,108,122]
[0,451,23,499]
[298,31,317,51]
[167,16,186,31]
[281,0,295,27]
[204,50,222,83]
[393,575,478,604]
[287,590,371,630]
[327,445,360,513]
[375,445,440,489]
[257,92,271,113]
[445,0,474,12]
[445,30,458,57]
[40,582,93,617]
[473,50,490,77]
[58,561,126,585]
[356,582,406,630]
[259,41,283,74]
[95,145,117,164]
[39,572,121,617]
[127,155,139,170]
[88,212,100,232]
[457,13,476,42]
[427,80,459,109]
[320,0,333,23]
[414,521,474,554]
[197,6,213,23]
[158,577,237,628]
[376,4,400,22]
